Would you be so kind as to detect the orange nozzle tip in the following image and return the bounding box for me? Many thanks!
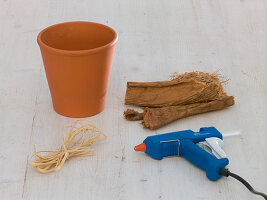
[134,143,146,152]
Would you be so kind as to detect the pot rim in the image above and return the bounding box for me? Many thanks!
[37,21,118,56]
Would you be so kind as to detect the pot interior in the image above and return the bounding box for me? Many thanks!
[40,22,117,51]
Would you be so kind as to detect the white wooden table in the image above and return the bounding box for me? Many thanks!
[0,0,266,199]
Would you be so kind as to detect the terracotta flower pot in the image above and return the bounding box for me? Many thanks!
[37,21,118,117]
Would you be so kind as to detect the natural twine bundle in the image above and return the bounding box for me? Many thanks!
[31,119,106,173]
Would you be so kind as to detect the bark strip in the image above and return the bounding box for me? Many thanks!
[124,96,234,130]
[124,72,234,130]
[123,109,144,121]
[125,79,225,107]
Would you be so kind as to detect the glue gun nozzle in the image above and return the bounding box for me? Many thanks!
[134,143,146,152]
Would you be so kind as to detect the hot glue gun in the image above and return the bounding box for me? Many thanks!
[134,127,267,199]
[135,127,228,181]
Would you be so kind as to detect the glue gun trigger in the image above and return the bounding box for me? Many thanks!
[197,137,227,159]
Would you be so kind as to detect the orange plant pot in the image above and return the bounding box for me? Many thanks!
[37,21,118,117]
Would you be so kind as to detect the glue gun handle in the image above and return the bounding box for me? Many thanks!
[180,140,229,181]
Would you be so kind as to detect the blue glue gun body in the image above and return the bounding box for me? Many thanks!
[142,127,229,181]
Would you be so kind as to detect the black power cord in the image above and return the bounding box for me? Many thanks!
[219,168,267,199]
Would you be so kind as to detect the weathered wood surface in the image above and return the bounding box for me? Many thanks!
[0,0,266,199]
